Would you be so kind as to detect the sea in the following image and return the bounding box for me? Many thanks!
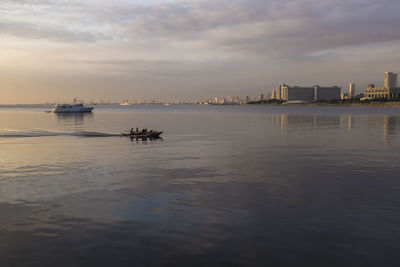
[0,104,399,266]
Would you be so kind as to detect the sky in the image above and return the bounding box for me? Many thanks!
[0,0,400,104]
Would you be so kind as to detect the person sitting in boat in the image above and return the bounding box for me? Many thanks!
[141,128,147,134]
[130,128,134,134]
[135,128,139,134]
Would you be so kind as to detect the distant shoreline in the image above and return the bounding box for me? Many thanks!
[1,102,400,108]
[249,101,400,108]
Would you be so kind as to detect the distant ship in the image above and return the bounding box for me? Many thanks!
[53,103,93,113]
[53,99,94,113]
[120,99,130,106]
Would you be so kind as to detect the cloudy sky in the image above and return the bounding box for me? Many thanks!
[0,0,399,103]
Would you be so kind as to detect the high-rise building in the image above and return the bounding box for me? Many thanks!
[314,86,341,101]
[270,90,275,100]
[276,86,281,99]
[384,72,398,88]
[282,86,314,102]
[259,94,264,101]
[365,72,400,100]
[279,84,340,102]
[349,82,356,98]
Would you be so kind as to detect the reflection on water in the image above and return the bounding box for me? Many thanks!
[383,116,397,143]
[0,105,400,266]
[129,136,164,143]
[273,113,399,143]
[55,112,94,127]
[347,115,353,132]
[274,114,342,133]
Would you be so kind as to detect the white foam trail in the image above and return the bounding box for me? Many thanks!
[0,130,120,138]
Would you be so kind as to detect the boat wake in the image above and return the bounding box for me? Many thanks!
[0,130,120,138]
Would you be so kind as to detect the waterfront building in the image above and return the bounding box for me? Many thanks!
[384,72,398,88]
[364,72,400,100]
[280,84,341,102]
[349,82,356,98]
[245,96,250,103]
[279,84,288,100]
[315,86,341,101]
[259,94,264,101]
[274,83,288,100]
[270,91,275,100]
[281,86,314,102]
[364,87,400,99]
[276,86,281,100]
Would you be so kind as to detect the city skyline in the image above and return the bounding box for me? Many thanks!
[1,0,400,104]
[1,70,398,105]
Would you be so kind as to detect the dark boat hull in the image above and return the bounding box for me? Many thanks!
[121,131,163,138]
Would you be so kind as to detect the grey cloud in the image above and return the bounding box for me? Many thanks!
[64,58,236,77]
[114,0,400,57]
[1,0,400,56]
[0,0,102,42]
[0,20,97,42]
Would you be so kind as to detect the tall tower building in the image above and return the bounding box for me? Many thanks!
[281,84,288,101]
[270,90,276,100]
[384,72,398,88]
[349,82,355,98]
[275,86,281,99]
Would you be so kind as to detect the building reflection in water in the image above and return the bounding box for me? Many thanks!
[382,115,397,144]
[348,115,353,132]
[362,115,398,144]
[339,115,352,132]
[272,114,287,135]
[273,113,341,134]
[280,114,286,135]
[273,113,399,144]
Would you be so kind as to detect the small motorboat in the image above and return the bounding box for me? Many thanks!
[121,130,163,139]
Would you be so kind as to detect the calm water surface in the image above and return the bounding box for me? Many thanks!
[0,105,399,266]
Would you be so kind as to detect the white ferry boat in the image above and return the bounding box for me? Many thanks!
[52,103,94,113]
